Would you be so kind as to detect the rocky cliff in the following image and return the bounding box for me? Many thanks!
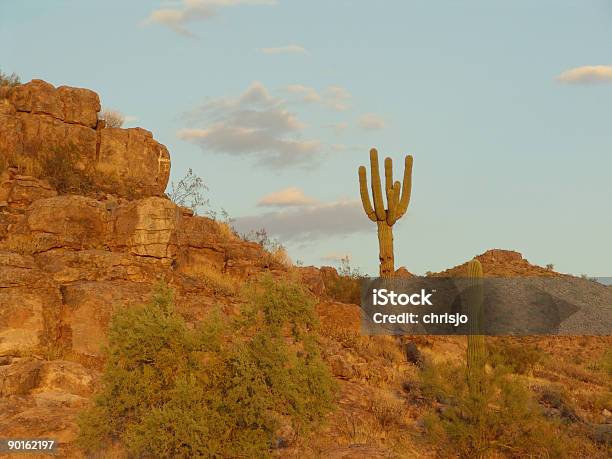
[0,79,170,199]
[0,80,292,452]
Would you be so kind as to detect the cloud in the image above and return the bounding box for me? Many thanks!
[258,187,318,207]
[327,121,349,134]
[325,86,351,111]
[358,113,385,130]
[283,84,352,111]
[285,84,321,103]
[556,65,612,84]
[259,45,308,54]
[179,81,322,167]
[124,115,139,123]
[233,199,371,241]
[321,251,351,262]
[143,0,276,36]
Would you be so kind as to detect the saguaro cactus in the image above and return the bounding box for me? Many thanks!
[358,148,413,277]
[466,258,485,394]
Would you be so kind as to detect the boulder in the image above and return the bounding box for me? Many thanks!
[298,266,326,296]
[0,79,170,199]
[61,280,151,357]
[0,358,43,396]
[0,251,62,355]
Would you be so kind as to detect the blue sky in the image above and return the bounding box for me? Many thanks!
[1,0,611,276]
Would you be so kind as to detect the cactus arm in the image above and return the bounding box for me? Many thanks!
[358,166,377,221]
[370,149,387,220]
[384,157,393,194]
[387,181,401,225]
[396,155,413,218]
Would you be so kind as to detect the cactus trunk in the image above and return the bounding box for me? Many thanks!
[466,259,485,395]
[377,221,395,277]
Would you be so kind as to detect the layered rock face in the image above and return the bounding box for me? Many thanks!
[0,81,289,450]
[0,79,170,199]
[0,172,284,360]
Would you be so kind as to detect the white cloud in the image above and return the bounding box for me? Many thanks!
[259,45,308,54]
[358,113,385,130]
[556,65,612,84]
[257,187,317,207]
[285,84,321,103]
[143,0,276,36]
[327,121,349,134]
[124,115,139,123]
[233,199,371,241]
[283,84,352,111]
[179,81,323,168]
[325,86,351,111]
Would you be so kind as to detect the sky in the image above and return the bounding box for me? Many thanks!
[1,0,611,276]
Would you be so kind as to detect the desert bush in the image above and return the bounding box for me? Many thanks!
[488,339,543,375]
[323,256,365,304]
[99,108,124,128]
[369,392,405,429]
[41,145,95,193]
[168,168,210,215]
[0,69,20,100]
[420,360,581,458]
[539,384,580,422]
[271,246,293,268]
[186,264,238,297]
[77,278,335,457]
[242,228,292,267]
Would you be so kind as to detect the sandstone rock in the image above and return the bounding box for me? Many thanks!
[0,251,62,355]
[0,173,57,210]
[13,195,109,252]
[98,127,170,198]
[395,266,414,278]
[34,360,97,397]
[298,266,326,296]
[9,80,64,121]
[112,197,180,260]
[60,280,150,357]
[0,358,42,396]
[56,85,100,128]
[0,79,170,199]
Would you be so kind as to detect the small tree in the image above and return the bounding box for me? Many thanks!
[168,168,210,215]
[0,69,21,100]
[0,69,21,88]
[99,108,125,128]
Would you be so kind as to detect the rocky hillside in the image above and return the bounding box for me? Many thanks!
[0,80,294,454]
[432,249,565,277]
[1,80,609,458]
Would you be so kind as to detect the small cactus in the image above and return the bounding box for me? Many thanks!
[358,148,413,277]
[466,258,485,394]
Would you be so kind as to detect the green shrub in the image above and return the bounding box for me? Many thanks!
[77,278,335,458]
[421,360,579,458]
[0,69,20,100]
[488,338,543,375]
[323,256,365,305]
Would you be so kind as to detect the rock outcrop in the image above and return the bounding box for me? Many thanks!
[433,249,564,277]
[0,79,170,199]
